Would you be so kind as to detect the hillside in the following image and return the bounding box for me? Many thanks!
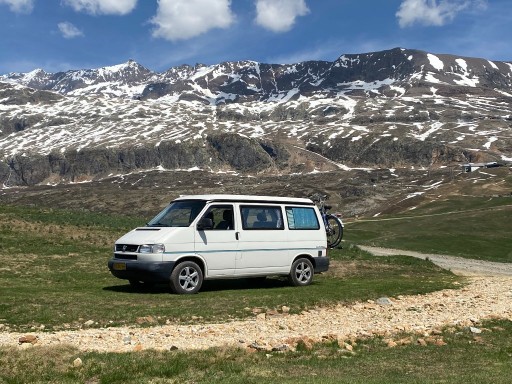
[0,47,511,216]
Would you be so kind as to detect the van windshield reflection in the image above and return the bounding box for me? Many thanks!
[146,200,206,227]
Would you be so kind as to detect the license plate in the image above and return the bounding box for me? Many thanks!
[113,262,126,271]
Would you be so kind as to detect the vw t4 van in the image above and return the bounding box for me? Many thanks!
[108,194,329,294]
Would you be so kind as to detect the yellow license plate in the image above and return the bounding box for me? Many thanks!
[113,262,126,271]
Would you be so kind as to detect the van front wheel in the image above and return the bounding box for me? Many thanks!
[288,258,314,286]
[170,261,203,294]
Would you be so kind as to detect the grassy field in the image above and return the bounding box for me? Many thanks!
[345,195,512,262]
[1,319,511,383]
[0,200,510,383]
[0,204,460,331]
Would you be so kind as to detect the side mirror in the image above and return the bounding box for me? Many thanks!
[197,217,214,230]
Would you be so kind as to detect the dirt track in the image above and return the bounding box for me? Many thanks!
[358,246,512,276]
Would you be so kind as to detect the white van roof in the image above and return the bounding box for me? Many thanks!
[174,194,315,205]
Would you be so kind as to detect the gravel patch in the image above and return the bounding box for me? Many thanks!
[2,276,511,353]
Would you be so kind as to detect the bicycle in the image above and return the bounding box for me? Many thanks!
[310,194,344,248]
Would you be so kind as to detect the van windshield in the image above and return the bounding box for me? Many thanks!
[146,200,206,227]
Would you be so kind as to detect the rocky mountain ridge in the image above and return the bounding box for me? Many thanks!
[3,48,512,101]
[1,47,511,187]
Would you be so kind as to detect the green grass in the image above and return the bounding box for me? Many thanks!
[0,204,144,231]
[0,204,460,331]
[345,196,512,262]
[2,319,512,383]
[0,202,510,383]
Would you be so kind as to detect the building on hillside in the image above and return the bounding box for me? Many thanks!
[461,162,500,172]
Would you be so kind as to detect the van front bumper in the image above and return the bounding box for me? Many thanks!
[108,259,175,283]
[314,256,329,273]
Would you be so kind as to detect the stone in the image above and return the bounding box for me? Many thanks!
[271,344,290,352]
[136,316,157,325]
[249,342,268,351]
[296,337,314,351]
[396,337,412,346]
[84,320,95,327]
[417,338,427,346]
[470,327,482,334]
[256,313,266,321]
[73,358,83,368]
[281,306,290,313]
[376,297,393,306]
[18,335,38,345]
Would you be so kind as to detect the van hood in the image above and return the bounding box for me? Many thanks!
[115,227,189,244]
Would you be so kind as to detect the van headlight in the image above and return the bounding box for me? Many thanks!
[139,244,165,253]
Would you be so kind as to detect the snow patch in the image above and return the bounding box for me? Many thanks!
[483,136,497,149]
[487,60,499,70]
[427,54,444,71]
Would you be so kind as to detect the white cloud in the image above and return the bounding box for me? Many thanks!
[150,0,235,41]
[255,0,309,32]
[62,0,137,15]
[268,45,342,64]
[58,22,84,39]
[0,0,34,13]
[396,0,487,27]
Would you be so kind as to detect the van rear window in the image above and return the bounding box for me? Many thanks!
[286,207,320,230]
[240,206,284,230]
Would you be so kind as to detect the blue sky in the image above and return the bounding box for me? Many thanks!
[0,0,510,74]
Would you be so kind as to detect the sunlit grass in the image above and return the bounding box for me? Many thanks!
[0,205,460,331]
[346,196,512,262]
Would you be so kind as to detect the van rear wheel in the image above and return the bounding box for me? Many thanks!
[170,261,203,294]
[288,258,314,286]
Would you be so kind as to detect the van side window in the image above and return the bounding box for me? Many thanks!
[201,205,234,230]
[286,207,320,230]
[240,206,284,230]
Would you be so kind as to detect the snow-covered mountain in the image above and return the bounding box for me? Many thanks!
[3,48,512,101]
[1,47,511,186]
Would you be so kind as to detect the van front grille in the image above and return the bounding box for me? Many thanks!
[115,244,139,252]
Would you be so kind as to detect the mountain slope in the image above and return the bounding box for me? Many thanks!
[0,47,511,187]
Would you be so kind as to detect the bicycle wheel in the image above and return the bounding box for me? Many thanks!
[325,214,343,248]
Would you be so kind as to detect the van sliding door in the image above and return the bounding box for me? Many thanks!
[235,205,289,276]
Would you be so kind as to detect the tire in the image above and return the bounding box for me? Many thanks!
[288,258,314,286]
[170,261,203,294]
[325,214,343,248]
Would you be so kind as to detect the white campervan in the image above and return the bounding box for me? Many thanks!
[108,194,329,294]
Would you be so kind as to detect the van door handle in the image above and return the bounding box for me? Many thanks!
[235,232,240,240]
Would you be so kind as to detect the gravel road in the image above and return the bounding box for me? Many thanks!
[2,248,511,353]
[359,246,512,276]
